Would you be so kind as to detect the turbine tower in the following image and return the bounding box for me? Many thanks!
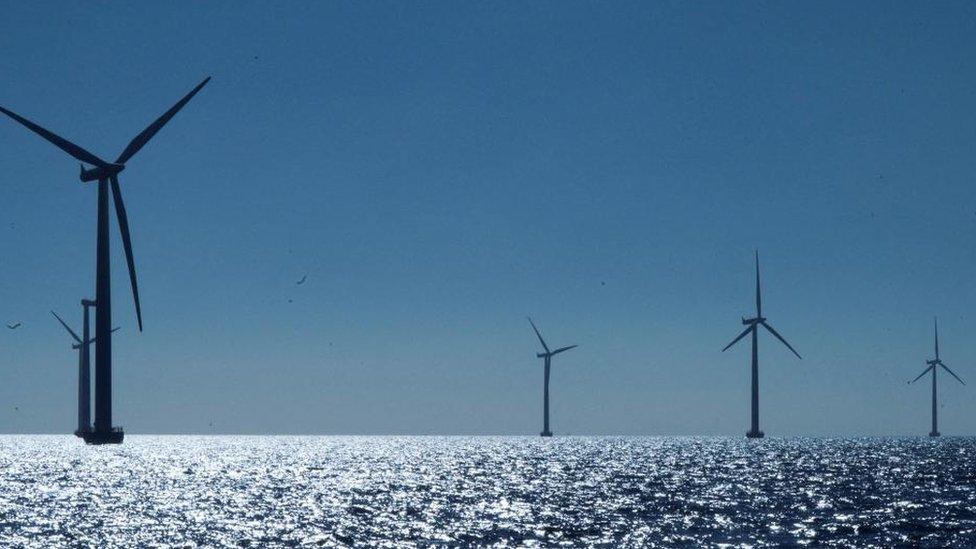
[908,317,965,437]
[1,77,210,444]
[52,303,118,437]
[722,251,801,438]
[528,317,577,437]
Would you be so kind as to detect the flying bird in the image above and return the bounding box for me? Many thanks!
[296,274,307,285]
[6,323,21,330]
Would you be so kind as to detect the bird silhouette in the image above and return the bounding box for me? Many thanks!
[296,274,307,285]
[6,322,21,330]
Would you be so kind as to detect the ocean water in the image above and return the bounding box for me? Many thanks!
[0,436,973,547]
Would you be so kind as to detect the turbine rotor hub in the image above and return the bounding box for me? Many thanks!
[79,163,125,182]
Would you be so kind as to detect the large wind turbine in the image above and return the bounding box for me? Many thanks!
[908,317,965,437]
[51,304,118,437]
[1,77,210,444]
[722,251,801,438]
[528,317,577,437]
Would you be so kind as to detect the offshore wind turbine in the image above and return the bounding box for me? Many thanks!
[51,304,118,437]
[722,251,801,438]
[0,77,210,444]
[528,317,577,437]
[908,317,965,437]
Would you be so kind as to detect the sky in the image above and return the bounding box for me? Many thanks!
[0,2,975,436]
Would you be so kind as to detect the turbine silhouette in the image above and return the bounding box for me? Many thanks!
[908,317,965,437]
[722,251,801,438]
[528,317,577,437]
[51,303,118,438]
[1,77,209,444]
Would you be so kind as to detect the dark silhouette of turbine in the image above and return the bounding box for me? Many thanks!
[1,77,210,444]
[908,317,965,437]
[52,303,118,438]
[722,251,801,438]
[528,317,577,437]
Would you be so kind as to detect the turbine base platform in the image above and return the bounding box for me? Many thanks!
[540,431,553,437]
[746,430,765,439]
[929,431,941,438]
[82,428,124,445]
[73,428,91,439]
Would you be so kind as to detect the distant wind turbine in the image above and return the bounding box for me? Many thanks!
[528,317,577,437]
[722,251,801,438]
[52,303,118,437]
[908,317,965,437]
[0,77,210,444]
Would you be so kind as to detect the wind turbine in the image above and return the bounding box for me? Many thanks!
[528,317,577,437]
[51,303,118,437]
[722,251,801,438]
[1,77,210,444]
[908,317,965,437]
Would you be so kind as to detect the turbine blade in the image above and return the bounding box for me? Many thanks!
[551,344,578,355]
[755,250,762,317]
[0,106,109,168]
[527,317,550,353]
[934,317,940,360]
[80,327,121,347]
[722,326,752,352]
[761,321,802,359]
[940,363,966,386]
[908,364,934,384]
[116,76,211,164]
[50,310,82,344]
[111,176,143,331]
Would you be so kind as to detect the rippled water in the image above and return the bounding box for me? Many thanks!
[0,436,974,547]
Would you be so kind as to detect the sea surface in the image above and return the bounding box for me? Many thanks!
[0,436,973,547]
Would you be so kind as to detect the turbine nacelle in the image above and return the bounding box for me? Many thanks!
[722,253,802,360]
[0,76,210,335]
[79,163,125,182]
[909,321,966,387]
[527,317,577,358]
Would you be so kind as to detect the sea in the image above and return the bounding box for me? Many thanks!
[0,435,973,547]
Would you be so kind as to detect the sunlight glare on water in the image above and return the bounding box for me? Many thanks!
[0,435,974,547]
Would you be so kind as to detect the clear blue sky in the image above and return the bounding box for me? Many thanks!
[0,2,974,435]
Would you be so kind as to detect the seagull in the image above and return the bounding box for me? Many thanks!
[296,274,307,285]
[6,323,21,330]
